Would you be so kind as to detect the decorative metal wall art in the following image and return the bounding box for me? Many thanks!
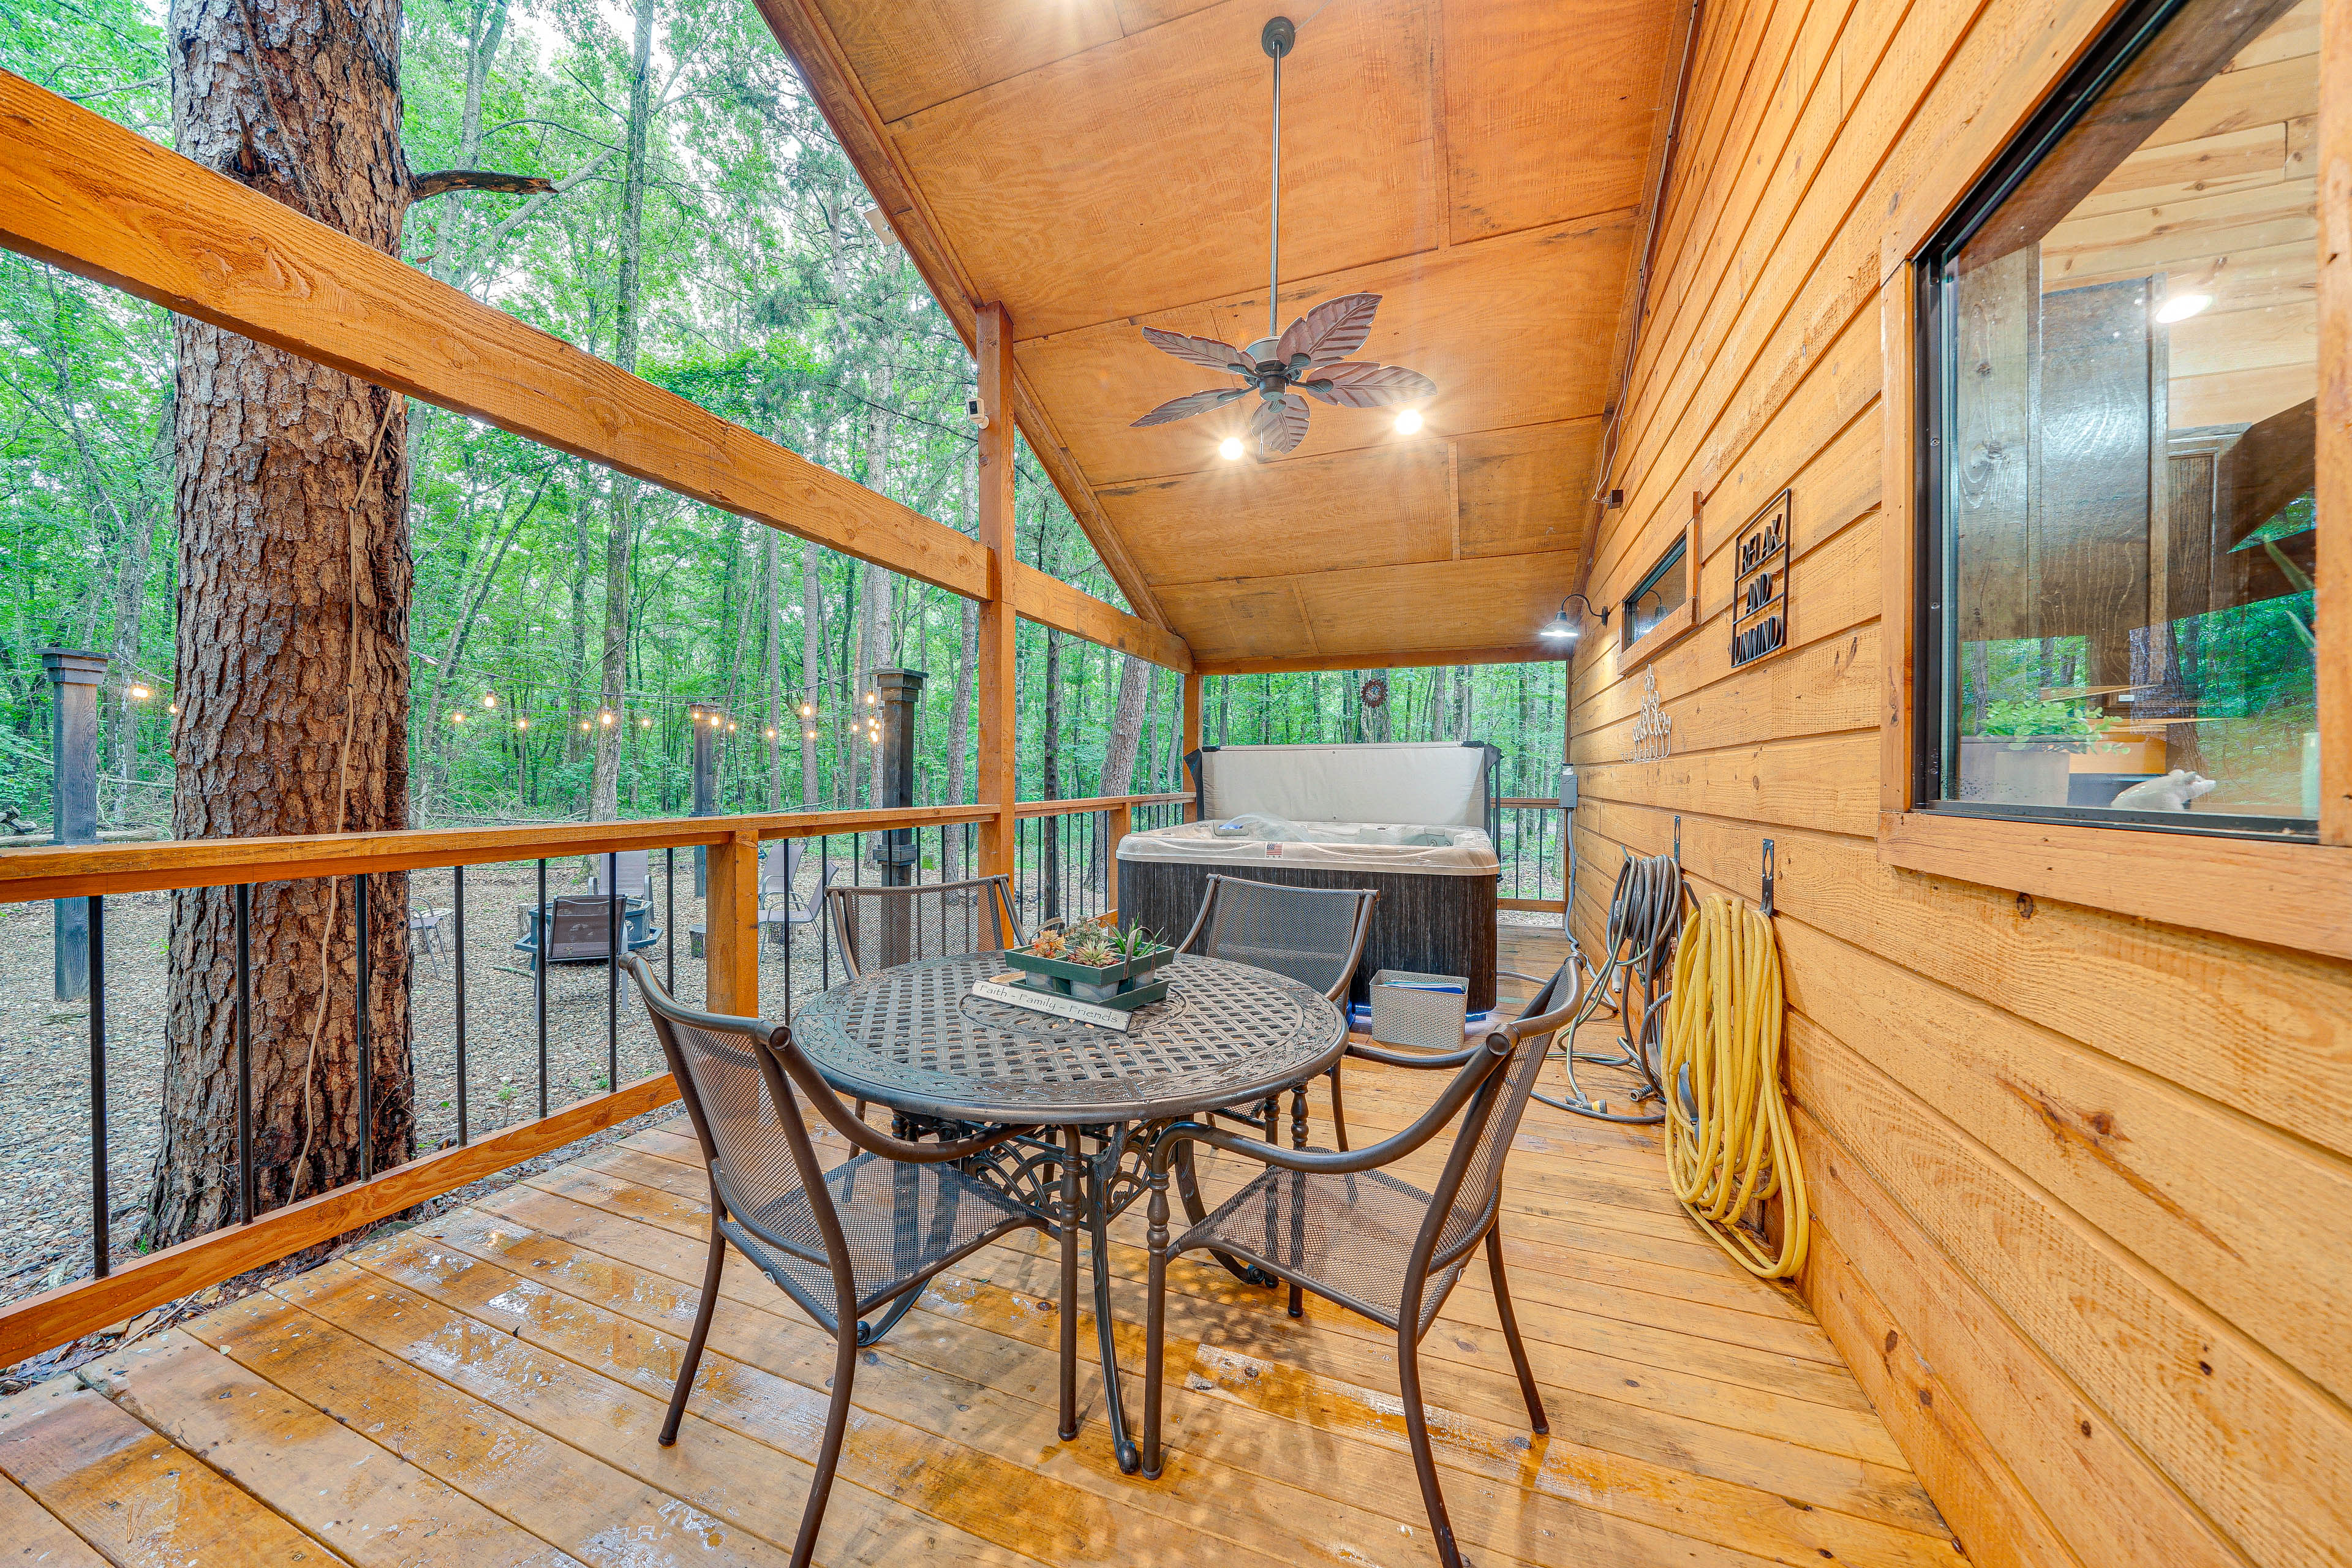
[1631,668,1673,761]
[1730,489,1792,669]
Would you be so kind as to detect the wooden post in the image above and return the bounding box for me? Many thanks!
[2319,0,2348,845]
[704,827,759,1014]
[1180,672,1204,821]
[1106,799,1133,917]
[976,303,1020,876]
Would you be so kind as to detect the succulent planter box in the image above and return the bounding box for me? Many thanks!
[1002,944,1174,1005]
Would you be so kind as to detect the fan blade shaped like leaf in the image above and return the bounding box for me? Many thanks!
[1140,326,1251,375]
[1248,391,1310,455]
[1131,386,1247,428]
[1301,362,1436,407]
[1275,293,1381,368]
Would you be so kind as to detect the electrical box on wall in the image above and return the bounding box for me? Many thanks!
[1730,489,1792,669]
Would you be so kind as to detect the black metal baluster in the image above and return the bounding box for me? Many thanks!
[235,883,254,1218]
[453,865,468,1148]
[820,837,832,990]
[535,858,549,1119]
[88,894,107,1278]
[606,851,620,1093]
[665,846,677,993]
[356,874,372,1181]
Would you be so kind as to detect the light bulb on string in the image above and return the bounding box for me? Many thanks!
[167,702,179,714]
[638,716,651,727]
[599,710,615,727]
[516,718,530,731]
[580,720,592,733]
[481,692,497,708]
[451,711,466,723]
[129,685,151,701]
[764,727,777,740]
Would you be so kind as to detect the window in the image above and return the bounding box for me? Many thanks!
[1915,0,2318,840]
[1624,534,1691,647]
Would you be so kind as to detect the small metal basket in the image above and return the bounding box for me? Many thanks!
[1370,970,1469,1050]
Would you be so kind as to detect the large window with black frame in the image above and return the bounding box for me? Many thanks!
[1916,0,2320,836]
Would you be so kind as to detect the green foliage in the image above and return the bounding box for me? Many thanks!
[0,0,1570,831]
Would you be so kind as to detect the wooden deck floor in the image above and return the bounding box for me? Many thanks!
[0,924,1966,1568]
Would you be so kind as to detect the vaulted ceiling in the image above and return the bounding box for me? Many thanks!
[755,0,1682,669]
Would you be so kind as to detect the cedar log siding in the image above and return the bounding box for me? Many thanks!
[1566,0,2352,1564]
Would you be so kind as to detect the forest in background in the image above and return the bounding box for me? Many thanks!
[0,0,1570,837]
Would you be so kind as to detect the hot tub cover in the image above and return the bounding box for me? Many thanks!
[1117,817,1499,877]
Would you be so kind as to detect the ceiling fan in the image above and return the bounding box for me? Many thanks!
[1129,15,1434,458]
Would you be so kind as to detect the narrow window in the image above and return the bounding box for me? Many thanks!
[1917,0,2318,838]
[1624,534,1690,648]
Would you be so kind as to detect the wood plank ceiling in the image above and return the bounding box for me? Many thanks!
[757,0,1681,669]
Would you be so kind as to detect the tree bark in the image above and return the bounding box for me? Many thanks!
[149,0,417,1246]
[589,0,657,823]
[763,532,783,810]
[800,541,821,807]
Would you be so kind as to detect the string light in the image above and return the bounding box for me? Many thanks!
[481,692,498,708]
[580,720,592,732]
[804,728,818,739]
[599,710,615,727]
[451,710,466,723]
[798,702,815,718]
[129,685,151,701]
[516,718,530,731]
[167,702,179,715]
[638,716,651,727]
[726,720,737,732]
[764,726,777,740]
[865,692,878,706]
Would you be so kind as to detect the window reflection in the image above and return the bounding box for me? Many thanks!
[1934,0,2318,831]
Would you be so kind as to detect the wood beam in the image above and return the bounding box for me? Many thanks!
[1195,644,1570,676]
[1181,673,1204,822]
[976,303,1020,876]
[1009,562,1189,671]
[0,804,996,904]
[0,73,1186,671]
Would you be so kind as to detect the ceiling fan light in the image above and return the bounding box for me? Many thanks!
[1218,436,1245,460]
[1394,408,1423,435]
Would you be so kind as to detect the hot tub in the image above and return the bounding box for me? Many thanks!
[1117,742,1502,1011]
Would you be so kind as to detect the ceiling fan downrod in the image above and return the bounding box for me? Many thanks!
[1263,17,1294,342]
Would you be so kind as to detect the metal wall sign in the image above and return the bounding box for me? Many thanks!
[1730,489,1792,669]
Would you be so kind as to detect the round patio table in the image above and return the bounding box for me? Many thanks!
[793,951,1347,1472]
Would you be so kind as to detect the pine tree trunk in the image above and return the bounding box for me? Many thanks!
[764,533,783,810]
[800,543,821,807]
[1101,655,1148,796]
[148,0,417,1247]
[589,0,656,823]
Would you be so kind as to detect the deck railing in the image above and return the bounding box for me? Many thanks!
[0,792,1185,1368]
[1496,797,1569,913]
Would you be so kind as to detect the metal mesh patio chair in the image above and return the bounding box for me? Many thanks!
[627,954,1046,1568]
[1138,956,1583,1568]
[826,873,1024,979]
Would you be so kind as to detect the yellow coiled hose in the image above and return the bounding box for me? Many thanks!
[1660,894,1809,1280]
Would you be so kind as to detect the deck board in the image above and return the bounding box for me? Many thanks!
[0,922,1968,1568]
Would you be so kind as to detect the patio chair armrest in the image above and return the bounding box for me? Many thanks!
[1152,1036,1509,1177]
[1343,1039,1482,1070]
[772,1047,1036,1164]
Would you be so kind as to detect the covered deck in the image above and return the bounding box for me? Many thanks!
[0,948,1964,1568]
